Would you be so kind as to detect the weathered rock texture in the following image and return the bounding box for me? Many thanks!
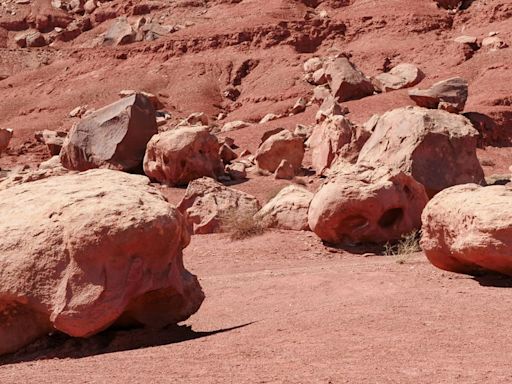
[372,63,424,92]
[421,184,512,276]
[0,169,204,356]
[307,115,370,174]
[408,77,468,113]
[177,177,260,234]
[60,94,157,172]
[308,164,429,245]
[357,107,485,196]
[324,57,374,102]
[143,126,223,186]
[255,130,304,173]
[257,185,313,231]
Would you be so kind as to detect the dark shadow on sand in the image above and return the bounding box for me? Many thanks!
[0,322,253,366]
[472,273,512,288]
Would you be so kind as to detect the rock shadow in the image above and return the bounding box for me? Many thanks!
[0,322,253,366]
[473,273,512,288]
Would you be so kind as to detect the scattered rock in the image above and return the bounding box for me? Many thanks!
[34,130,67,155]
[103,17,135,46]
[143,126,223,186]
[294,124,314,141]
[0,169,204,356]
[177,177,260,234]
[303,57,323,73]
[481,36,509,50]
[259,113,280,124]
[222,120,250,132]
[290,97,307,115]
[315,95,348,123]
[60,93,157,172]
[372,63,424,92]
[219,143,238,164]
[421,183,512,276]
[324,57,374,102]
[178,112,209,128]
[255,130,305,173]
[308,163,428,245]
[256,185,313,231]
[308,115,370,174]
[408,77,468,113]
[69,105,88,118]
[358,106,485,196]
[274,159,294,180]
[225,161,247,180]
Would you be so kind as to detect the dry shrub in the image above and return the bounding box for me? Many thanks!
[220,209,266,240]
[384,230,422,264]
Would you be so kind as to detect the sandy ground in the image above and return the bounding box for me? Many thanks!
[2,231,512,383]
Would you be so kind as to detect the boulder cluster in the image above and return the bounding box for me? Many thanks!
[0,43,510,356]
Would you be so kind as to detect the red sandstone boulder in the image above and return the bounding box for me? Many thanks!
[255,130,304,173]
[324,57,374,102]
[177,177,260,234]
[0,169,204,356]
[357,107,485,196]
[408,77,468,113]
[421,184,512,276]
[256,185,313,231]
[308,164,428,245]
[143,126,223,186]
[372,63,424,92]
[60,94,157,172]
[307,115,369,174]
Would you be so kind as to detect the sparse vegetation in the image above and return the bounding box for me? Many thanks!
[384,230,422,264]
[220,209,266,240]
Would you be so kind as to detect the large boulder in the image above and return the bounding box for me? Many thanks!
[408,77,468,113]
[0,169,204,356]
[324,57,374,102]
[372,63,424,92]
[256,185,313,231]
[177,177,260,234]
[421,184,512,276]
[308,164,429,245]
[255,130,305,173]
[60,94,157,172]
[357,107,485,196]
[307,115,370,174]
[0,128,13,154]
[143,126,223,186]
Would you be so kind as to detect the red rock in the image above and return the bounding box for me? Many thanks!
[324,57,374,102]
[0,169,203,356]
[177,177,260,234]
[256,185,313,231]
[308,115,369,174]
[421,183,512,276]
[143,125,223,186]
[219,143,238,164]
[408,77,468,113]
[60,93,157,172]
[35,130,67,156]
[255,130,304,173]
[358,107,484,196]
[274,159,294,180]
[372,63,424,92]
[308,163,428,245]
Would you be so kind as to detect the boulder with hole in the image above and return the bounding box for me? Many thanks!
[308,164,428,245]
